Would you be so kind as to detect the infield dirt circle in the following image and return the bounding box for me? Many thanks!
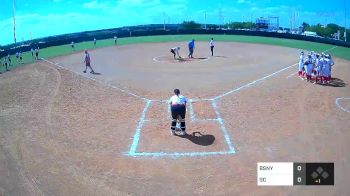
[0,41,350,195]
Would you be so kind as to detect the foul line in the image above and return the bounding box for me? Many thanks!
[41,58,149,101]
[286,72,298,79]
[211,100,235,153]
[129,100,152,155]
[335,97,350,113]
[324,46,338,53]
[213,63,298,100]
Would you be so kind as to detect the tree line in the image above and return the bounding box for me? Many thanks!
[302,22,349,40]
[180,21,349,41]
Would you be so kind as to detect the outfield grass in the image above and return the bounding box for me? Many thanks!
[1,34,349,73]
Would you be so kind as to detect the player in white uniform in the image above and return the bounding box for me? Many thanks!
[114,36,118,45]
[7,54,12,65]
[31,48,34,59]
[322,55,331,84]
[18,52,23,64]
[168,89,187,135]
[328,54,335,79]
[170,47,181,59]
[314,54,323,84]
[15,52,19,62]
[304,55,313,82]
[35,48,39,60]
[311,51,316,64]
[298,51,305,78]
[2,57,9,71]
[210,38,215,56]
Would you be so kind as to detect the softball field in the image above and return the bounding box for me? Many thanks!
[0,37,350,195]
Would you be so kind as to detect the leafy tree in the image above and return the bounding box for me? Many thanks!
[305,23,345,38]
[301,22,310,32]
[226,22,255,29]
[206,24,219,29]
[181,21,201,29]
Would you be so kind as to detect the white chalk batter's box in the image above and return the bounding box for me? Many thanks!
[127,99,235,158]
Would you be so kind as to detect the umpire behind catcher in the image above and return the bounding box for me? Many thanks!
[168,89,187,135]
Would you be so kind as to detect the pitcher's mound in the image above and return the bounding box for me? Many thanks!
[153,55,210,63]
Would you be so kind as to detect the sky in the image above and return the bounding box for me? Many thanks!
[0,0,349,45]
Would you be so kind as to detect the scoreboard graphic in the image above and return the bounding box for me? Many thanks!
[257,162,334,186]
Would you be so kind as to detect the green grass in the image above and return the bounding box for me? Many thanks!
[1,34,349,73]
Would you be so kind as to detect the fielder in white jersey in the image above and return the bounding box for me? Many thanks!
[314,54,323,84]
[304,55,313,82]
[71,41,75,50]
[311,51,316,64]
[322,56,331,84]
[18,52,23,63]
[298,51,305,77]
[2,57,9,71]
[170,47,181,59]
[114,36,118,45]
[210,38,215,56]
[31,48,34,58]
[328,54,335,79]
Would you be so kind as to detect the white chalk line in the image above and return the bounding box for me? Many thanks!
[211,100,235,153]
[324,46,338,53]
[41,58,149,101]
[129,151,234,158]
[286,72,298,79]
[189,99,196,122]
[335,97,350,113]
[129,100,152,154]
[213,63,298,100]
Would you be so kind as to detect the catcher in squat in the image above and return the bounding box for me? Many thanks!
[168,89,187,135]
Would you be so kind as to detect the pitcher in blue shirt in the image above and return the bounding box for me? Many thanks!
[188,39,195,58]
